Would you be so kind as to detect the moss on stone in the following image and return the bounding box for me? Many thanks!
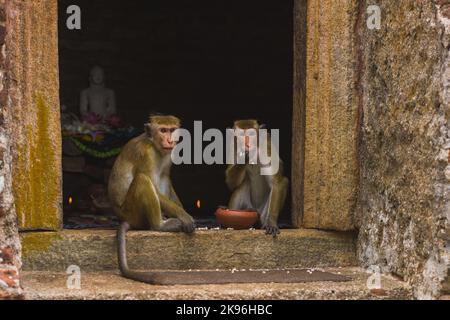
[13,95,61,230]
[20,232,62,257]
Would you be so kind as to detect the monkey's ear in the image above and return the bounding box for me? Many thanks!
[259,123,267,129]
[144,123,152,137]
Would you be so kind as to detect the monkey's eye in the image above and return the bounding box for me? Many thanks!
[170,128,177,133]
[160,128,168,134]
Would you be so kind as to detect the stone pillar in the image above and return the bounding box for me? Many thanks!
[300,0,359,231]
[7,0,62,230]
[291,0,307,227]
[0,0,22,299]
[357,0,450,299]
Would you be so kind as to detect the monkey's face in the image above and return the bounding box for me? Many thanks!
[233,121,258,152]
[237,129,258,153]
[152,125,179,155]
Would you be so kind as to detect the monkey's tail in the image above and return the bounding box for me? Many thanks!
[117,221,161,284]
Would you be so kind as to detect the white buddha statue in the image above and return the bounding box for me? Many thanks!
[80,66,117,120]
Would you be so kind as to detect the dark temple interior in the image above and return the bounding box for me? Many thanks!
[58,0,293,229]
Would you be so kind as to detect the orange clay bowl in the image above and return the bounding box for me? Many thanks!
[215,208,258,230]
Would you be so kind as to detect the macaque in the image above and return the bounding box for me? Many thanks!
[226,120,288,237]
[108,114,195,284]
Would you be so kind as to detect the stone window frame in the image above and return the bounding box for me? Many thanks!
[6,0,358,233]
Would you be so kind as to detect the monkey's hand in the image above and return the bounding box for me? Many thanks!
[264,224,280,238]
[180,215,196,234]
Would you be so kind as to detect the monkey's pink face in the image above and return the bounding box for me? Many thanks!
[154,125,179,155]
[237,129,258,153]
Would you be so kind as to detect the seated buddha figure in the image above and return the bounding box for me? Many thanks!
[80,65,117,120]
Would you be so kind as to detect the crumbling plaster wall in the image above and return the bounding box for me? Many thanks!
[357,0,450,299]
[0,0,22,299]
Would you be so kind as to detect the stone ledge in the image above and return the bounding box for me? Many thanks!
[20,229,357,271]
[21,268,412,300]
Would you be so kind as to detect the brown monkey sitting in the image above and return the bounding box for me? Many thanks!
[226,120,288,237]
[108,114,195,284]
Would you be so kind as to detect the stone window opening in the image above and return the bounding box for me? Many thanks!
[57,0,295,231]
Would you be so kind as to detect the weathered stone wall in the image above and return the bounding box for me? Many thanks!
[301,0,359,231]
[0,0,22,299]
[357,0,450,299]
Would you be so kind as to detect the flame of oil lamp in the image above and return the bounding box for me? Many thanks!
[68,196,73,205]
[196,200,201,209]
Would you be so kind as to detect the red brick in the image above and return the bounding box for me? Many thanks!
[0,290,24,300]
[370,288,388,296]
[0,247,14,264]
[0,269,19,288]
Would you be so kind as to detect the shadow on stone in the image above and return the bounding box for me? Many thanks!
[139,269,351,285]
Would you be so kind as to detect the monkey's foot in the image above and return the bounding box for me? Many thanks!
[264,225,280,237]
